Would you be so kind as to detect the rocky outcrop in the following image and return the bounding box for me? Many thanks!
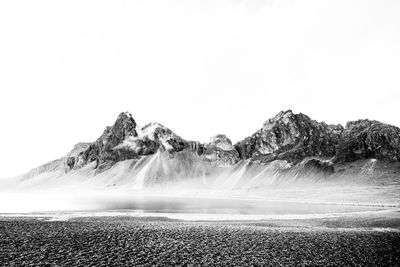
[18,142,92,179]
[187,141,204,156]
[203,135,240,167]
[115,122,188,154]
[66,142,91,157]
[300,158,334,176]
[79,112,138,165]
[234,110,343,163]
[64,142,91,171]
[65,113,200,171]
[334,120,400,163]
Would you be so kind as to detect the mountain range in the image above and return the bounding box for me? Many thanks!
[5,110,400,190]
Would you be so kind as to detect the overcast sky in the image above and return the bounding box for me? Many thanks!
[0,0,399,178]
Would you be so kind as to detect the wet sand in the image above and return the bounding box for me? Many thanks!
[1,214,400,266]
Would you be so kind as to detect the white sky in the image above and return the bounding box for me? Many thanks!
[0,0,399,178]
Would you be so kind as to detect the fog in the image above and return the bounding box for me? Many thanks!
[1,154,399,219]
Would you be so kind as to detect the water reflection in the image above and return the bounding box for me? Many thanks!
[93,197,381,215]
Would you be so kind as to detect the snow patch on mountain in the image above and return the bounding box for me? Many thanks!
[114,122,181,152]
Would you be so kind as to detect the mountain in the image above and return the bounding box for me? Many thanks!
[234,110,343,163]
[203,135,240,167]
[335,119,400,162]
[234,110,400,164]
[6,110,400,190]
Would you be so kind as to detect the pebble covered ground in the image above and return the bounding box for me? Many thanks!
[0,216,399,266]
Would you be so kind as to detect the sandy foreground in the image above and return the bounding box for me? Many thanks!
[1,211,400,266]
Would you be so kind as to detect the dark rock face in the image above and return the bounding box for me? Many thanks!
[64,142,91,171]
[301,158,334,176]
[335,120,400,163]
[80,112,138,165]
[66,142,91,157]
[66,113,194,171]
[203,135,240,167]
[235,110,344,163]
[188,141,204,156]
[65,112,139,170]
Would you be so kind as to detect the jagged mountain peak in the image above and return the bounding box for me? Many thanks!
[345,119,384,130]
[263,110,295,127]
[261,110,316,131]
[118,121,187,153]
[209,134,235,151]
[111,111,137,137]
[236,110,343,162]
[92,112,138,151]
[204,134,239,167]
[122,111,134,119]
[139,122,175,138]
[272,109,295,120]
[210,134,233,145]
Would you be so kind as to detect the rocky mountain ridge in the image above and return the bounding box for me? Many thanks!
[11,110,391,183]
[234,110,344,163]
[62,110,400,175]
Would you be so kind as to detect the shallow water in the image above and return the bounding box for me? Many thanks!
[95,196,383,215]
[1,194,394,221]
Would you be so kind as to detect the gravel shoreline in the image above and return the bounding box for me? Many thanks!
[1,215,400,266]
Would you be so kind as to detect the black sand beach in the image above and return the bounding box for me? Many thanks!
[1,215,399,266]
